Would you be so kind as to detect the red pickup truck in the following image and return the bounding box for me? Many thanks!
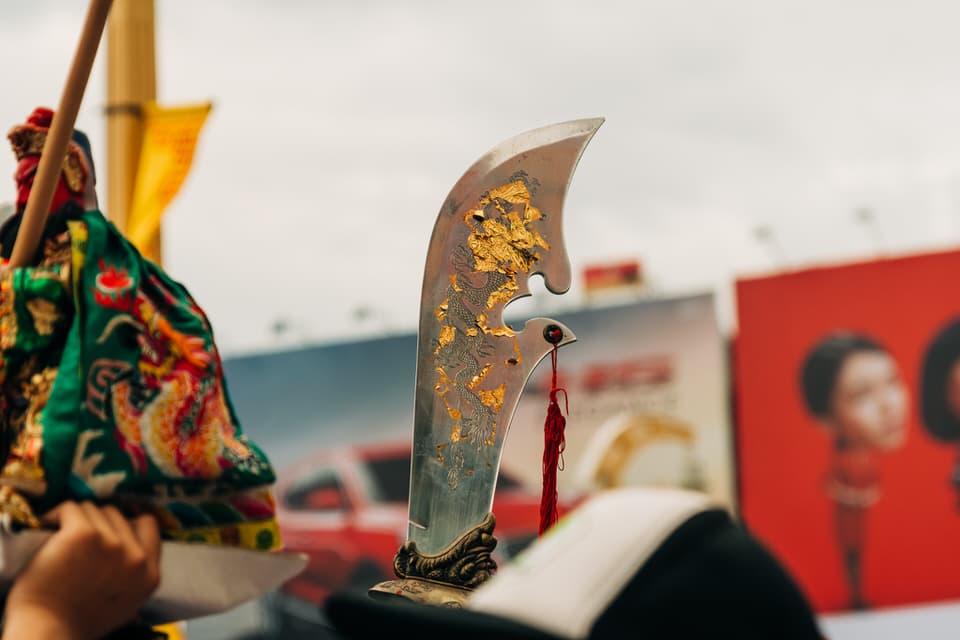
[266,441,555,633]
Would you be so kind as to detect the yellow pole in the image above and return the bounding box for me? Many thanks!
[106,7,187,636]
[106,0,160,264]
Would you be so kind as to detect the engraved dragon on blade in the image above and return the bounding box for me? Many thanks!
[432,173,547,489]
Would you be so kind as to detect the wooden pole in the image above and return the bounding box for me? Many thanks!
[9,0,114,268]
[107,0,159,264]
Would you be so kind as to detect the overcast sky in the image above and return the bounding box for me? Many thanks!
[3,0,960,354]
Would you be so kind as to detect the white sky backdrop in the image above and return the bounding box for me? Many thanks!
[3,0,960,355]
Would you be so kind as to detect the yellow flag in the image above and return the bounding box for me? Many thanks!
[127,102,212,254]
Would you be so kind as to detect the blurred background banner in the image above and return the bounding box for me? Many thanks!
[126,101,212,256]
[736,249,960,614]
[582,259,644,297]
[505,292,734,506]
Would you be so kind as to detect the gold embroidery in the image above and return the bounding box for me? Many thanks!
[0,268,17,352]
[67,220,88,299]
[2,367,57,496]
[26,298,59,336]
[0,486,40,528]
[40,231,73,269]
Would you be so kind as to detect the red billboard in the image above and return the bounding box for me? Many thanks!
[736,249,960,613]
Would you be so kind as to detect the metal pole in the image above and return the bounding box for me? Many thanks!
[106,0,159,263]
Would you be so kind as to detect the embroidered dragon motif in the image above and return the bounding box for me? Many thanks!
[88,269,253,479]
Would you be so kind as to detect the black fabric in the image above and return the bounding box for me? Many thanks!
[101,623,169,640]
[324,508,822,639]
[591,510,821,639]
[326,590,559,640]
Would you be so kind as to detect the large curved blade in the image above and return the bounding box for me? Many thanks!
[408,118,603,554]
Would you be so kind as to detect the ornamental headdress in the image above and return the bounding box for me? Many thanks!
[7,107,92,196]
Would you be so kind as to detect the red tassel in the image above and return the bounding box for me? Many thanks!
[539,346,568,535]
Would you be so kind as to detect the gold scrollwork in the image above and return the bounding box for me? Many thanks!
[392,512,498,590]
[369,578,470,607]
[26,299,59,336]
[0,269,17,352]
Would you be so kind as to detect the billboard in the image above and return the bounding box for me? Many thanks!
[736,249,960,613]
[504,293,733,506]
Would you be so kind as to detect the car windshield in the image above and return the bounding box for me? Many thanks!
[366,455,410,503]
[362,452,523,504]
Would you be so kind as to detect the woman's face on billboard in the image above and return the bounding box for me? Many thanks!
[830,350,908,450]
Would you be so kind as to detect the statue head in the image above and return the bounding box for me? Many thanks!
[7,107,96,215]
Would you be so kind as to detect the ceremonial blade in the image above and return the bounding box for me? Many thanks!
[406,118,603,561]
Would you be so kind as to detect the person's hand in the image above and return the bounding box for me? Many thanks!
[2,501,161,640]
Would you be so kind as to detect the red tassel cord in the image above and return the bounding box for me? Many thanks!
[540,345,569,535]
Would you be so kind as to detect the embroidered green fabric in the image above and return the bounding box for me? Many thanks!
[0,208,279,550]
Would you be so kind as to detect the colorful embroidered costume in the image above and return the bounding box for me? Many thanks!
[0,108,278,550]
